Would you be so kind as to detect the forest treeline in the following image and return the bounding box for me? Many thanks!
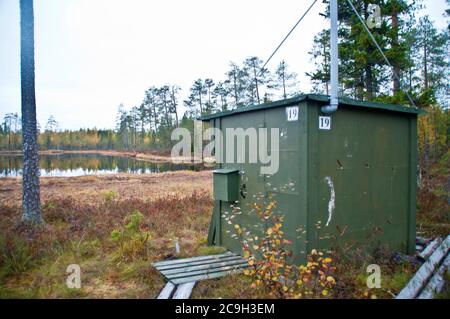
[1,0,449,173]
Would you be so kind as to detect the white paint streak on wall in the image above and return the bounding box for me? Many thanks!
[325,176,335,227]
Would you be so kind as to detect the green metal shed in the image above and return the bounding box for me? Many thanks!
[199,94,423,264]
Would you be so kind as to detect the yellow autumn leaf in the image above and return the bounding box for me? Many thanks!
[267,228,273,235]
[322,289,328,296]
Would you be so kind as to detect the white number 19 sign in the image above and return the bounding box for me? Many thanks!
[319,116,331,130]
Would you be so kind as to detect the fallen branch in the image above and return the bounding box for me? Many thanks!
[396,235,450,299]
[417,254,450,299]
[418,238,442,261]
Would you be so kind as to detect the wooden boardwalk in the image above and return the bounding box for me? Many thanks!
[153,252,249,299]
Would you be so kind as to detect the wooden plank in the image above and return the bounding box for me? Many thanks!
[166,261,249,280]
[397,235,450,299]
[172,282,196,299]
[157,282,176,299]
[171,267,246,285]
[416,236,430,245]
[152,252,233,267]
[157,255,243,271]
[418,238,442,260]
[161,258,248,276]
[417,253,450,299]
[156,255,242,271]
[167,262,248,280]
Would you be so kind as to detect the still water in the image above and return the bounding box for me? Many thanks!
[0,153,206,177]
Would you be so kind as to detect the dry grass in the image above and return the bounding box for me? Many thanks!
[0,171,214,298]
[416,154,450,237]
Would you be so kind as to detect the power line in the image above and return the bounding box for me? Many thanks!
[243,0,319,97]
[261,0,319,71]
[346,0,418,108]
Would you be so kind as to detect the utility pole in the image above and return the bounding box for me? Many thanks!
[322,0,339,113]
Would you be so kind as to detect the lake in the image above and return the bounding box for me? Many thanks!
[0,153,207,177]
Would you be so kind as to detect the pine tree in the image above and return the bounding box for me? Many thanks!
[204,78,215,113]
[224,62,246,108]
[212,81,229,111]
[20,0,42,224]
[274,60,298,99]
[414,16,449,107]
[309,0,419,102]
[243,56,271,104]
[184,79,208,116]
[45,115,58,149]
[169,85,180,126]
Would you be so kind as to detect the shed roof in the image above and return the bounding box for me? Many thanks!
[198,93,424,121]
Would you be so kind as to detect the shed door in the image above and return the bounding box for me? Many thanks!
[220,111,266,254]
[264,107,304,261]
[315,108,410,252]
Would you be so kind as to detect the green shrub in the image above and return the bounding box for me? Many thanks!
[0,236,35,279]
[103,190,118,202]
[110,211,151,262]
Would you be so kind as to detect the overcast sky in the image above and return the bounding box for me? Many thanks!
[0,0,447,130]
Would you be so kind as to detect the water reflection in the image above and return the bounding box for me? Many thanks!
[0,153,207,177]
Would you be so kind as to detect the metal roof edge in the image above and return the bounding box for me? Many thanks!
[197,94,424,121]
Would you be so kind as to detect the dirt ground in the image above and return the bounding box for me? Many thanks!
[0,170,212,207]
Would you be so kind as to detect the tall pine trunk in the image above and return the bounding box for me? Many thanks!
[20,0,42,224]
[251,60,260,103]
[364,1,374,99]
